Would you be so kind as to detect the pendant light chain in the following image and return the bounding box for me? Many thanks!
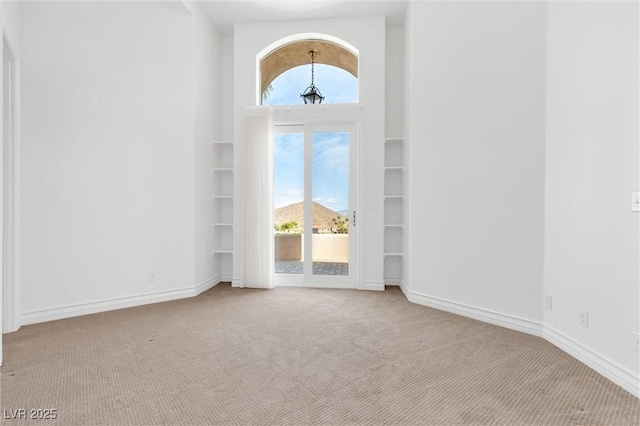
[300,49,324,104]
[310,50,315,86]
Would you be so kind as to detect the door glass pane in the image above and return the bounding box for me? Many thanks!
[274,133,304,274]
[311,132,349,276]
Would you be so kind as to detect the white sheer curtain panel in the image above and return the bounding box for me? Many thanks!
[243,112,274,288]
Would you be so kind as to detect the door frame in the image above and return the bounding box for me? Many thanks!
[2,29,20,336]
[272,108,363,289]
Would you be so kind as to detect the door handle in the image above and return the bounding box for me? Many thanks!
[352,211,356,227]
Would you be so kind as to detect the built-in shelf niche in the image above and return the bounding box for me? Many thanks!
[212,141,235,278]
[384,226,403,254]
[383,138,405,286]
[384,255,403,285]
[384,138,403,168]
[384,169,403,197]
[212,224,233,253]
[213,197,233,225]
[384,196,404,226]
[213,141,234,169]
[213,169,234,197]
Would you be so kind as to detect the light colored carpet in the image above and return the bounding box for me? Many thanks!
[1,284,638,425]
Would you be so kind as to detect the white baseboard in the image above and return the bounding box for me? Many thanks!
[231,278,244,288]
[195,275,223,295]
[544,326,640,398]
[399,281,639,398]
[21,276,224,327]
[359,281,385,291]
[399,282,543,337]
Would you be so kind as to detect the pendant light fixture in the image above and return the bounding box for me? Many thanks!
[300,50,324,104]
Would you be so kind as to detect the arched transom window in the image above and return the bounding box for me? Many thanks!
[260,39,358,105]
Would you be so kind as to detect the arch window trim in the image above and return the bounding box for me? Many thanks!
[256,33,359,106]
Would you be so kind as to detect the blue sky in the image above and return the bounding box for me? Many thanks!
[273,133,304,209]
[274,132,350,214]
[270,64,355,215]
[263,63,358,105]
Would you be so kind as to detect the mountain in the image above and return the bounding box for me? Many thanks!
[274,201,346,232]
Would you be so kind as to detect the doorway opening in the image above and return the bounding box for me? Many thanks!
[273,123,357,288]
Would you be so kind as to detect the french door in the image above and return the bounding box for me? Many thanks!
[273,123,357,288]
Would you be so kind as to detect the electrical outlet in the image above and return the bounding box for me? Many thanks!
[578,310,589,328]
[632,192,640,212]
[545,296,553,310]
[148,272,156,282]
[633,332,639,353]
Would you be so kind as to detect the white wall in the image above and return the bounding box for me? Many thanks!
[1,1,20,54]
[544,2,639,393]
[233,16,386,290]
[400,0,639,396]
[385,28,403,139]
[220,36,234,141]
[192,2,222,288]
[402,2,414,293]
[403,2,547,329]
[18,2,199,323]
